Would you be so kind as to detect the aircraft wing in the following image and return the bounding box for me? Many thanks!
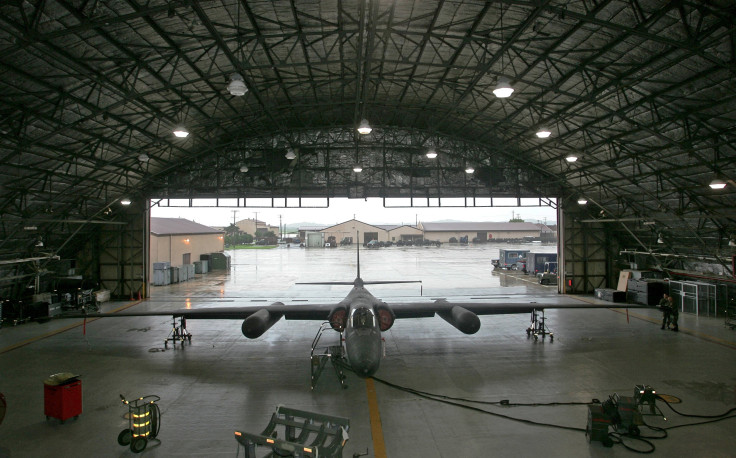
[388,297,640,319]
[69,303,336,321]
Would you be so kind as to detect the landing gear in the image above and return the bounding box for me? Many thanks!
[164,316,191,349]
[526,309,553,341]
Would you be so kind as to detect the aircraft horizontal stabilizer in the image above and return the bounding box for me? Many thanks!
[295,281,356,285]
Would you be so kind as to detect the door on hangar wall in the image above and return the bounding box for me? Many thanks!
[363,232,378,243]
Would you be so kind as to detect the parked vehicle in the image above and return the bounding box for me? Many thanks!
[537,261,558,285]
[526,253,558,276]
[493,249,530,270]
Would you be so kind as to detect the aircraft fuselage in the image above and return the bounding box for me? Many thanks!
[341,284,384,377]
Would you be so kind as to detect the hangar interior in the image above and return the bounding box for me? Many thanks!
[1,1,736,456]
[0,0,734,301]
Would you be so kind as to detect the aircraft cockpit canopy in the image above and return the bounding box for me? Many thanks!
[351,307,375,329]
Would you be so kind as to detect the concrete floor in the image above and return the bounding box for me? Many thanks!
[1,244,735,457]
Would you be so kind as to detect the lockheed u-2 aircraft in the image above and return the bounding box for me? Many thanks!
[82,242,635,382]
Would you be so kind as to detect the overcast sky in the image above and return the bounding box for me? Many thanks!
[150,197,557,229]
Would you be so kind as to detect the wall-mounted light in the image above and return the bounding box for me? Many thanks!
[120,198,132,205]
[493,77,514,98]
[227,73,248,96]
[709,176,727,190]
[173,126,189,138]
[357,119,372,135]
[218,235,224,241]
[184,238,190,244]
[536,127,551,138]
[426,148,438,159]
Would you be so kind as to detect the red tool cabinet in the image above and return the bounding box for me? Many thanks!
[44,379,82,423]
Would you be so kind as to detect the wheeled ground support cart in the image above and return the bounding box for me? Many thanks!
[117,394,161,454]
[164,316,191,349]
[526,309,553,341]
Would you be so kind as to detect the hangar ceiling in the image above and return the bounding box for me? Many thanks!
[0,0,735,267]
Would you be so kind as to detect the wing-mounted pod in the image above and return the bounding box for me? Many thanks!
[241,303,284,338]
[436,300,481,334]
[376,302,395,331]
[328,305,348,332]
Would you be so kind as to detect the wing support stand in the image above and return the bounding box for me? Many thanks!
[310,323,348,390]
[164,316,192,349]
[526,309,553,341]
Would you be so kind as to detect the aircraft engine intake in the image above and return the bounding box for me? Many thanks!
[376,302,395,331]
[438,305,481,334]
[328,306,348,332]
[241,304,284,338]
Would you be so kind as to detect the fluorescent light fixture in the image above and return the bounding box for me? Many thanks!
[536,128,551,138]
[465,166,475,174]
[173,126,189,138]
[138,153,149,162]
[565,154,578,163]
[240,165,249,173]
[357,119,372,135]
[709,176,727,189]
[353,164,363,173]
[577,196,588,205]
[426,148,437,159]
[227,73,248,96]
[285,148,296,160]
[493,77,514,98]
[120,198,132,205]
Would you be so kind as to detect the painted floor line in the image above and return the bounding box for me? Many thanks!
[0,300,143,355]
[365,377,387,458]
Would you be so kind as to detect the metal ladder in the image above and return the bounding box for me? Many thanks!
[310,323,348,389]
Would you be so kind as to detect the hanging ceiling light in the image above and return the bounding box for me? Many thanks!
[227,73,248,96]
[657,233,664,244]
[353,164,363,173]
[357,119,372,135]
[285,148,296,160]
[709,175,727,189]
[138,153,150,162]
[565,154,578,163]
[240,165,249,173]
[536,127,551,138]
[729,237,736,247]
[173,126,189,138]
[120,198,132,206]
[577,196,588,205]
[426,148,437,159]
[465,165,475,174]
[492,77,514,98]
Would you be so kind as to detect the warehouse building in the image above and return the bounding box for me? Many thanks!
[418,221,553,243]
[150,217,225,281]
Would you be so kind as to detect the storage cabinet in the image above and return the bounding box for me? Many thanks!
[44,380,82,423]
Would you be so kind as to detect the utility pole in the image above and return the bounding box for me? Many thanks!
[279,214,282,240]
[231,209,238,225]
